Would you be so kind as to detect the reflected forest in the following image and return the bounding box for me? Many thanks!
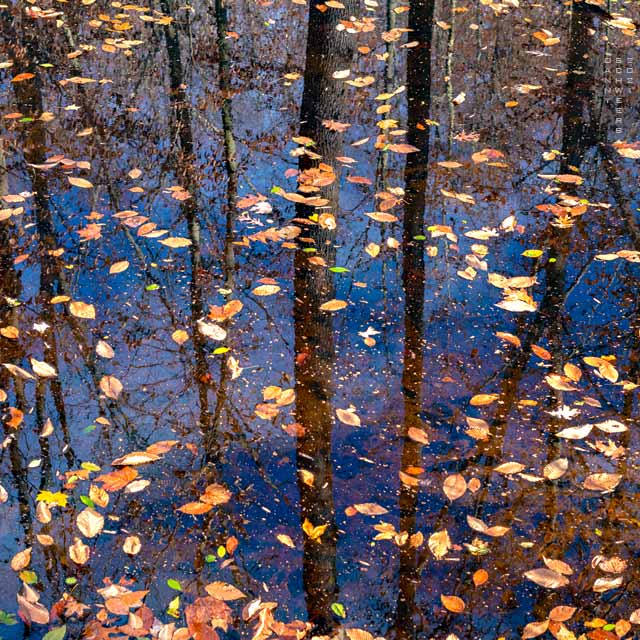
[1,0,640,638]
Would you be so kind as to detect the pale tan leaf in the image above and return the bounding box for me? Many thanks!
[336,408,361,426]
[76,507,104,537]
[205,582,246,601]
[30,358,57,378]
[69,301,96,319]
[100,375,123,399]
[443,474,467,500]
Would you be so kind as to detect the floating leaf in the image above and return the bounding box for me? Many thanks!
[442,474,467,500]
[524,568,569,589]
[440,595,465,613]
[99,375,123,399]
[320,299,348,311]
[76,508,104,538]
[204,582,246,601]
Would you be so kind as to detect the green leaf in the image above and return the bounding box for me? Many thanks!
[81,462,101,472]
[522,249,543,258]
[65,577,77,586]
[302,247,316,253]
[0,611,18,626]
[80,495,95,508]
[205,554,216,563]
[43,625,66,640]
[83,424,97,434]
[145,283,160,291]
[166,595,181,618]
[413,235,426,241]
[329,267,349,273]
[213,347,229,355]
[603,625,615,631]
[167,578,182,591]
[331,602,346,618]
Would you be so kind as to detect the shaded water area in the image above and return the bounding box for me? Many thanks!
[1,0,640,638]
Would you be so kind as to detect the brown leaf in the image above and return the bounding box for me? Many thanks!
[69,537,90,565]
[320,299,348,311]
[524,567,570,589]
[123,535,141,555]
[69,301,96,319]
[76,507,104,537]
[99,375,123,399]
[543,557,573,575]
[336,408,361,426]
[442,474,467,501]
[252,284,281,296]
[68,176,94,188]
[543,458,568,480]
[522,620,549,639]
[10,547,31,571]
[494,462,525,475]
[472,569,489,586]
[549,606,577,622]
[353,502,388,516]
[204,582,246,601]
[470,393,499,406]
[95,466,138,491]
[178,501,213,515]
[583,473,621,491]
[440,595,465,613]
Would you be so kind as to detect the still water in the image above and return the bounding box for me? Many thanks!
[1,0,640,638]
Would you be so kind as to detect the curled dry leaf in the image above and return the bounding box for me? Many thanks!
[123,535,141,555]
[440,594,465,613]
[17,592,50,625]
[593,576,623,593]
[68,176,94,188]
